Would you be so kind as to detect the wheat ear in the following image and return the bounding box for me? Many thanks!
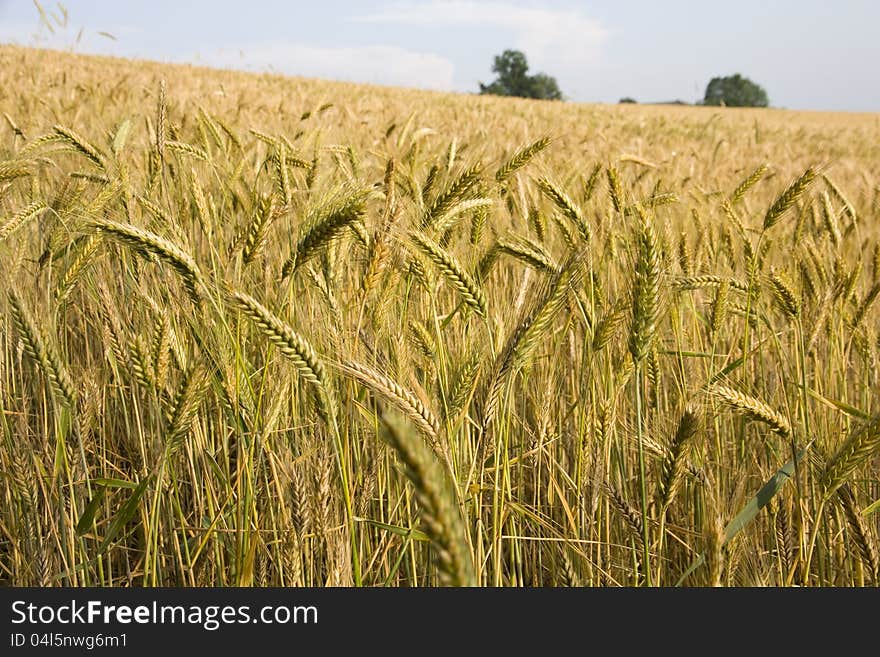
[0,201,47,242]
[730,164,768,205]
[711,385,791,437]
[340,360,443,457]
[232,291,337,427]
[536,176,591,242]
[837,485,878,583]
[763,167,817,230]
[92,218,203,305]
[674,275,749,294]
[822,414,880,497]
[495,136,552,185]
[657,406,701,510]
[379,411,475,586]
[422,162,482,229]
[361,159,399,297]
[629,211,662,363]
[53,124,106,170]
[409,231,487,317]
[165,365,208,457]
[8,290,76,408]
[282,190,367,277]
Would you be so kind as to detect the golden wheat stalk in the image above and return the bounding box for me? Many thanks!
[851,280,880,330]
[709,279,729,339]
[674,275,749,294]
[763,166,817,230]
[53,124,106,170]
[0,161,31,183]
[92,218,203,305]
[165,364,208,457]
[87,180,122,215]
[432,198,494,234]
[165,139,209,162]
[0,201,47,242]
[271,146,292,205]
[409,231,487,317]
[582,163,602,202]
[606,165,624,214]
[446,354,481,422]
[242,195,279,266]
[213,114,241,151]
[232,291,337,427]
[379,411,475,586]
[478,250,584,435]
[823,174,857,226]
[820,191,842,247]
[56,232,103,303]
[603,483,643,545]
[7,290,76,409]
[3,111,25,139]
[711,385,791,437]
[769,269,800,319]
[407,319,436,361]
[155,79,167,161]
[730,164,768,205]
[340,360,443,455]
[629,211,661,363]
[282,191,367,277]
[837,485,878,583]
[592,303,626,351]
[150,313,173,389]
[196,107,224,152]
[822,414,880,497]
[535,176,591,242]
[496,234,558,273]
[360,159,398,292]
[623,192,678,216]
[495,136,552,185]
[422,162,482,229]
[657,406,701,510]
[511,249,585,371]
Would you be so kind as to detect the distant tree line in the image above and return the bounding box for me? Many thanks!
[478,50,770,109]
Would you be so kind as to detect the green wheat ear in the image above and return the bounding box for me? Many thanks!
[409,230,487,317]
[282,190,368,278]
[232,291,338,427]
[822,414,880,498]
[379,411,476,587]
[8,290,77,409]
[629,210,661,363]
[495,136,552,185]
[763,166,817,230]
[657,405,701,510]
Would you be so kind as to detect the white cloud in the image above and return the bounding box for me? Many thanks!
[194,43,456,92]
[0,16,455,93]
[357,1,609,72]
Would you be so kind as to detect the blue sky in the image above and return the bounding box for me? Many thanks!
[1,0,878,111]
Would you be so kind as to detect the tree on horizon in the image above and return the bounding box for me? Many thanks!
[479,50,563,101]
[703,74,769,107]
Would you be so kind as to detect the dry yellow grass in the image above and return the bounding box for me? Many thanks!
[1,44,879,587]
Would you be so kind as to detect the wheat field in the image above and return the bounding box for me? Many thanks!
[2,45,879,587]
